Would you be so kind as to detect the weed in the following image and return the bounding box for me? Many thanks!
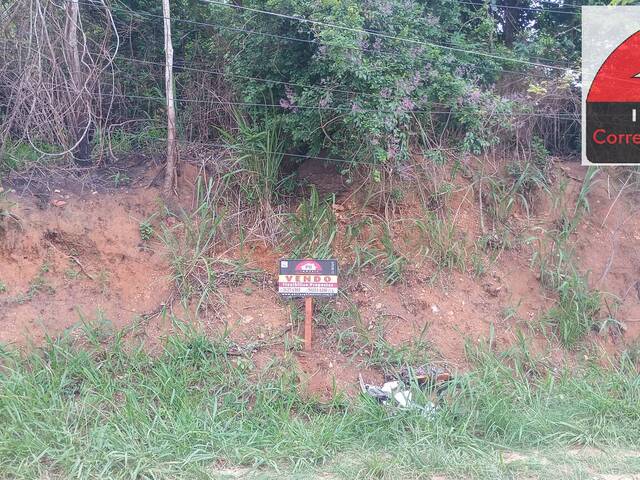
[109,171,131,188]
[347,224,407,285]
[64,268,81,280]
[533,234,602,347]
[242,286,254,296]
[470,251,485,277]
[139,219,154,242]
[0,139,57,171]
[106,127,165,158]
[220,113,285,206]
[96,269,111,295]
[287,187,337,258]
[379,226,407,285]
[315,301,359,328]
[501,300,522,322]
[159,178,263,314]
[342,320,433,374]
[0,281,6,293]
[283,332,304,351]
[415,211,466,272]
[620,340,640,367]
[16,269,54,304]
[546,268,601,347]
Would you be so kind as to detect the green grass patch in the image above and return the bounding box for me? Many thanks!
[0,324,638,479]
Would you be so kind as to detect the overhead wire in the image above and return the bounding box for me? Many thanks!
[58,0,578,74]
[457,0,579,14]
[199,0,574,70]
[89,0,575,69]
[38,86,578,118]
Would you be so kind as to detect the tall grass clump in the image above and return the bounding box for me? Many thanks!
[415,210,466,272]
[1,324,639,479]
[221,113,284,205]
[220,113,288,239]
[159,178,259,314]
[533,234,602,347]
[531,167,602,347]
[287,187,337,258]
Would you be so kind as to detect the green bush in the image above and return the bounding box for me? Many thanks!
[222,0,506,164]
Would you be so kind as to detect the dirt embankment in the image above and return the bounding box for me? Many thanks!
[1,160,639,397]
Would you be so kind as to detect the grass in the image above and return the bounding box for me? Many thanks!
[287,187,337,258]
[220,113,285,207]
[533,236,602,348]
[415,210,466,273]
[0,324,639,479]
[0,138,59,171]
[158,178,265,315]
[14,262,55,304]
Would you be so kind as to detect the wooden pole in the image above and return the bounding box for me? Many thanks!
[304,297,313,351]
[162,0,177,196]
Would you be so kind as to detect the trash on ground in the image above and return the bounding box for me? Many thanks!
[359,364,452,415]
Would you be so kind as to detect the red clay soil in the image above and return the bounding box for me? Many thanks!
[1,160,639,398]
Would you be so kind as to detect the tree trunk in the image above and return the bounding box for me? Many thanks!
[162,0,177,196]
[64,0,91,164]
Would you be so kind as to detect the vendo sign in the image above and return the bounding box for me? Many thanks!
[278,259,338,297]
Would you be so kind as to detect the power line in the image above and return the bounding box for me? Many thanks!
[69,0,575,71]
[2,37,575,118]
[2,37,453,105]
[458,0,579,14]
[200,0,573,71]
[57,88,578,119]
[87,0,574,69]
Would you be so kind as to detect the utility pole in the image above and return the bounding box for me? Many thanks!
[162,0,177,196]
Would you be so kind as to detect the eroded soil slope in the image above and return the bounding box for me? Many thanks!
[1,160,639,397]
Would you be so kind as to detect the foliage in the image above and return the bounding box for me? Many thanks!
[221,0,513,163]
[219,113,286,205]
[533,230,602,348]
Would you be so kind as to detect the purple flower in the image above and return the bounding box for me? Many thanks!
[387,143,398,160]
[280,86,298,112]
[380,87,391,99]
[468,89,482,103]
[351,102,364,113]
[401,97,415,110]
[279,98,293,109]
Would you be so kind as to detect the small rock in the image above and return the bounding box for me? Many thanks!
[375,302,383,310]
[51,199,66,207]
[431,304,440,314]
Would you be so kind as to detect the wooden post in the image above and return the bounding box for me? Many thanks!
[162,0,177,196]
[304,296,313,351]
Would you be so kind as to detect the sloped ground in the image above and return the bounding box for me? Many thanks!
[1,158,639,398]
